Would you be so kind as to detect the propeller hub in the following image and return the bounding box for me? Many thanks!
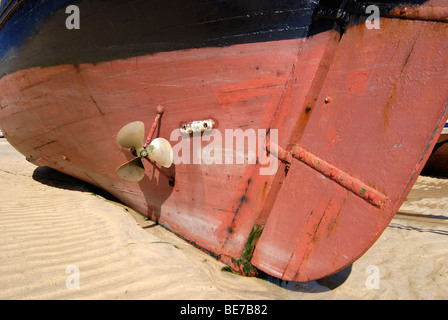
[139,149,148,158]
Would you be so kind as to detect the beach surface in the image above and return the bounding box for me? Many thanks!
[0,138,447,300]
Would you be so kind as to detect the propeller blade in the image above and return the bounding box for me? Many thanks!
[117,121,145,150]
[116,158,145,182]
[147,138,173,168]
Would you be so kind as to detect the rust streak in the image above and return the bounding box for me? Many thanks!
[90,96,104,115]
[387,5,448,23]
[33,140,56,150]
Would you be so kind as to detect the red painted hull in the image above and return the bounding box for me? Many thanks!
[1,18,448,281]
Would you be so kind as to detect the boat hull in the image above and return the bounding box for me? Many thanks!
[1,0,448,281]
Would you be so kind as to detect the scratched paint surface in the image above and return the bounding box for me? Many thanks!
[0,39,305,258]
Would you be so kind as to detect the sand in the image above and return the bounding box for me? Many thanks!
[0,138,447,300]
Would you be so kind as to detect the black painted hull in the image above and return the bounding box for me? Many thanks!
[0,0,430,78]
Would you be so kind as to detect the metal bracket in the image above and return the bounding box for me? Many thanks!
[267,142,388,208]
[145,105,175,186]
[180,119,214,135]
[144,105,164,148]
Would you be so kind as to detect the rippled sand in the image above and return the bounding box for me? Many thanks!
[0,139,447,299]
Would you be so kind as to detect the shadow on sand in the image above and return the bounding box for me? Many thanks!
[262,265,352,293]
[32,166,121,203]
